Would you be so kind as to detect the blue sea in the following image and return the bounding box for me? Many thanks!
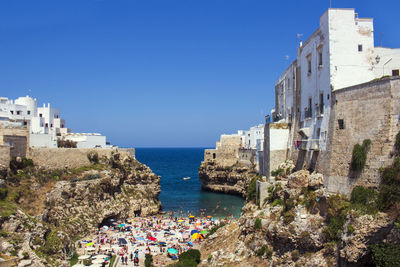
[135,148,244,218]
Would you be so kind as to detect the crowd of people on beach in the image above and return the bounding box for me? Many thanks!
[75,213,224,266]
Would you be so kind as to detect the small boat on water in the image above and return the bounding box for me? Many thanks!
[183,177,191,180]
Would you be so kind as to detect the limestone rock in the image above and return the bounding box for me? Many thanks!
[309,173,324,189]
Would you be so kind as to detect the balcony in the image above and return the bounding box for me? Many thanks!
[315,106,324,118]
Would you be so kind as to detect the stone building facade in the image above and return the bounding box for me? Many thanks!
[0,126,30,158]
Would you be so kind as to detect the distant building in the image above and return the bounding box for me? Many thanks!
[0,95,110,148]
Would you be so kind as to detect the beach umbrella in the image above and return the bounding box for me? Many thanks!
[148,236,157,242]
[78,255,91,260]
[118,238,128,245]
[207,216,212,219]
[167,248,178,254]
[177,219,184,223]
[190,230,199,236]
[159,242,167,246]
[187,241,193,247]
[200,230,208,235]
[191,233,200,239]
[189,215,195,218]
[85,242,94,247]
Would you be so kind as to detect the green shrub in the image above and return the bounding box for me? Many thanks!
[179,249,201,264]
[87,152,99,164]
[256,246,272,258]
[291,250,300,261]
[57,139,77,148]
[0,188,8,200]
[323,195,350,242]
[350,139,371,172]
[266,184,282,205]
[271,167,285,177]
[283,209,296,224]
[301,187,317,211]
[254,218,262,229]
[69,251,78,266]
[271,198,284,206]
[395,131,400,154]
[377,157,400,211]
[144,254,153,267]
[247,176,258,202]
[9,157,34,173]
[350,186,378,214]
[347,224,354,234]
[371,243,400,267]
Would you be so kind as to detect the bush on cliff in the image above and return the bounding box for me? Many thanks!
[350,186,378,215]
[144,254,153,267]
[247,176,258,202]
[323,194,350,242]
[371,243,400,267]
[350,139,371,172]
[9,157,34,174]
[377,157,400,211]
[57,138,77,148]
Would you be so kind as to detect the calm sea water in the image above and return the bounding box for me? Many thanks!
[135,148,244,218]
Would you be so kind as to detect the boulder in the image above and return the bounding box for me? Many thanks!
[309,173,324,189]
[287,170,309,189]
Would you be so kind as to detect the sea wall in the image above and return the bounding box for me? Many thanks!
[27,147,131,169]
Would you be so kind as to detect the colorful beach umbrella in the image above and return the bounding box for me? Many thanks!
[177,219,184,223]
[189,215,195,218]
[190,230,199,236]
[168,248,178,254]
[85,242,94,247]
[191,233,200,239]
[200,230,208,235]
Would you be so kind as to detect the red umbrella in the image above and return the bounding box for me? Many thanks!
[148,236,157,242]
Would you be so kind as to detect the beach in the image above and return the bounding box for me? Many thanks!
[74,214,225,267]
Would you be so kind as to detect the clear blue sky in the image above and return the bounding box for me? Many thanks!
[1,0,399,147]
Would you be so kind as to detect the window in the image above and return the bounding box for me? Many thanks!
[317,128,321,138]
[338,119,345,129]
[17,111,21,115]
[39,113,42,117]
[61,124,64,128]
[393,69,399,76]
[24,121,27,126]
[319,93,324,114]
[10,111,13,114]
[213,153,216,159]
[358,44,363,52]
[308,58,312,74]
[327,94,330,100]
[45,123,48,128]
[318,50,323,66]
[27,110,31,115]
[51,124,53,127]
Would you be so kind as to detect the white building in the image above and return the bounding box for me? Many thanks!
[0,95,110,148]
[264,8,400,176]
[298,8,400,152]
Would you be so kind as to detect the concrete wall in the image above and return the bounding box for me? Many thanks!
[30,133,57,148]
[28,148,130,169]
[0,145,10,169]
[263,123,290,177]
[321,77,400,193]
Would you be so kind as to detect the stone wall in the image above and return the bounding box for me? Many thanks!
[204,135,242,167]
[238,148,256,167]
[0,145,10,169]
[27,148,130,169]
[270,150,287,173]
[322,77,400,193]
[0,126,30,157]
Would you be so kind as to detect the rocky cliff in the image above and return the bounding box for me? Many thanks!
[199,161,400,266]
[0,151,161,266]
[198,161,258,197]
